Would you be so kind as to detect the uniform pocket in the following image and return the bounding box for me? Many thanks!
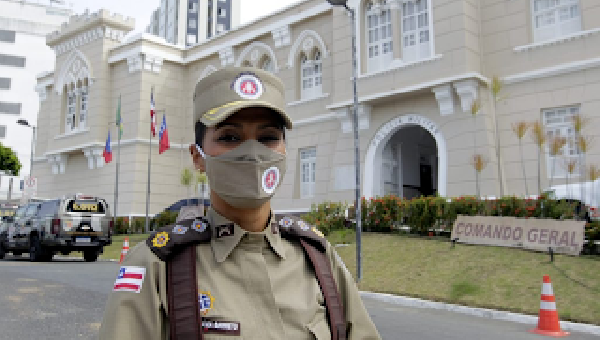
[306,314,331,340]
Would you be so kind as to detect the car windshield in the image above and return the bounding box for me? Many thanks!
[14,206,26,218]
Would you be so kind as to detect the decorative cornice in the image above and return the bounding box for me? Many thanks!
[48,9,135,46]
[503,56,600,85]
[143,54,163,73]
[432,85,455,116]
[219,46,235,66]
[53,26,127,56]
[453,79,479,113]
[334,104,372,133]
[287,30,329,68]
[271,25,291,48]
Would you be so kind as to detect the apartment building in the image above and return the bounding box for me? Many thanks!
[145,0,241,46]
[0,0,70,199]
[33,0,600,217]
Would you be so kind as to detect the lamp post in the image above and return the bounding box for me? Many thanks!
[326,0,363,282]
[17,119,36,179]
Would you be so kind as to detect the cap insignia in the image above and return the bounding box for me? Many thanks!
[233,73,264,100]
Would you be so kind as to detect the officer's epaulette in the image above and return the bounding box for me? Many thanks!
[146,217,212,262]
[274,215,327,252]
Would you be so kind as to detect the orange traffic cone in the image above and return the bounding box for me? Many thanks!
[119,237,130,264]
[530,275,569,337]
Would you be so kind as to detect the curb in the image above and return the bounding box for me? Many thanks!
[360,291,600,336]
[53,256,118,263]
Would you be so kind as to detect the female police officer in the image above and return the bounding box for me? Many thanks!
[99,67,381,340]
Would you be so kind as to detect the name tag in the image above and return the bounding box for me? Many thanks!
[201,320,241,336]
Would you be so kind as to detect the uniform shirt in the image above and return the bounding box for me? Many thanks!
[99,208,381,340]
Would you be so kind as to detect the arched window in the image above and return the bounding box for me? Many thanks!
[260,56,274,73]
[313,51,322,93]
[402,0,431,63]
[301,54,313,100]
[300,50,323,100]
[79,79,89,129]
[366,0,393,73]
[242,60,252,67]
[66,84,76,133]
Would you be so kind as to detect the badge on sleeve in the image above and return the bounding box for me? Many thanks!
[192,219,208,233]
[216,224,235,238]
[173,225,188,235]
[279,217,294,229]
[152,232,169,248]
[113,266,146,293]
[199,291,215,315]
[297,220,310,232]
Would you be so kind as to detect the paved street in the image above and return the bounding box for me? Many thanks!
[0,255,596,340]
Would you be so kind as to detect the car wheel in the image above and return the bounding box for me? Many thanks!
[29,236,46,262]
[0,242,5,260]
[83,249,99,262]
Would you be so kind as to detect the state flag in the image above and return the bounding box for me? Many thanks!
[159,114,170,155]
[103,131,112,164]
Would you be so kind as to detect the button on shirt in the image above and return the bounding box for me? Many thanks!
[99,209,381,340]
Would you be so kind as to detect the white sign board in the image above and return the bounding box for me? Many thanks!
[23,176,37,198]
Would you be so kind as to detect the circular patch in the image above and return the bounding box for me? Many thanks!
[198,291,214,316]
[233,73,264,100]
[279,217,294,229]
[152,232,169,248]
[172,225,188,235]
[312,227,324,238]
[297,220,310,232]
[192,219,208,233]
[262,167,280,194]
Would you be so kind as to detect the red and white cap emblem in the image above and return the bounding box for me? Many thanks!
[262,167,280,194]
[233,73,264,100]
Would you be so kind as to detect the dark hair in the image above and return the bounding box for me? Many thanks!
[194,111,286,148]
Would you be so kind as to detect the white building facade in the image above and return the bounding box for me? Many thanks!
[145,0,241,46]
[34,0,600,217]
[0,0,70,199]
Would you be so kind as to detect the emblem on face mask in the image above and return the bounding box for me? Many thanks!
[262,167,280,194]
[192,219,208,233]
[152,232,169,248]
[233,73,264,100]
[173,225,188,235]
[198,291,215,316]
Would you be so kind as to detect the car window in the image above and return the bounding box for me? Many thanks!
[25,204,39,217]
[14,206,26,218]
[65,200,106,214]
[38,200,60,217]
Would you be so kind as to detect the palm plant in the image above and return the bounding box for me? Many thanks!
[471,154,488,199]
[588,165,600,209]
[565,159,578,199]
[180,168,193,205]
[548,136,567,187]
[512,121,530,196]
[490,76,505,197]
[530,121,546,195]
[572,114,590,208]
[470,100,482,196]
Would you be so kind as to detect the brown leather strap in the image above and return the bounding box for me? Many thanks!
[167,246,203,340]
[300,239,347,340]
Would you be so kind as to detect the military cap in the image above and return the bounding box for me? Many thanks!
[193,66,292,129]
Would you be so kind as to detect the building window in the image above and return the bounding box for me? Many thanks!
[189,18,197,29]
[187,34,197,45]
[66,90,76,132]
[532,0,581,42]
[366,1,393,73]
[0,30,16,43]
[260,57,274,73]
[300,147,317,198]
[80,85,88,129]
[402,0,431,63]
[0,54,25,68]
[218,8,227,17]
[300,50,323,100]
[216,23,225,33]
[0,102,21,115]
[544,105,581,178]
[0,125,6,139]
[189,1,198,13]
[0,77,10,90]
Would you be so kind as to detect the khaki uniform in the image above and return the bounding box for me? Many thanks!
[99,208,381,339]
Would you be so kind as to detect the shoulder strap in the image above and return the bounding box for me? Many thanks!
[167,245,203,340]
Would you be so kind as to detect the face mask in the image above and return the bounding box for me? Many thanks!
[197,140,287,209]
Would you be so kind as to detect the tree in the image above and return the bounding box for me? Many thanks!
[512,121,530,196]
[490,76,505,197]
[0,142,22,176]
[530,121,546,195]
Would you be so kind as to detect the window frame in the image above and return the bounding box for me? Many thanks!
[300,147,317,199]
[543,105,581,179]
[531,0,581,43]
[365,1,393,73]
[401,0,432,63]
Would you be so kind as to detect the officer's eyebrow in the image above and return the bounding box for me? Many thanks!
[214,122,242,130]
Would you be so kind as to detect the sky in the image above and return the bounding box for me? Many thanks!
[65,0,298,34]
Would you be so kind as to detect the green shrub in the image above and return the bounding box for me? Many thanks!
[151,211,178,231]
[114,217,129,235]
[304,201,348,236]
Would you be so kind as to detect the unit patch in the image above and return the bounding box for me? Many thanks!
[262,167,280,194]
[297,220,310,232]
[173,225,188,235]
[216,224,235,238]
[192,219,208,233]
[198,291,215,316]
[279,217,294,229]
[152,232,169,248]
[113,266,146,293]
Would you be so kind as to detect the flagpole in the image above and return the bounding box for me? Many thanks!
[145,88,155,234]
[114,95,122,231]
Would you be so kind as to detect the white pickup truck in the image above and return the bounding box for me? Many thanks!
[545,180,600,222]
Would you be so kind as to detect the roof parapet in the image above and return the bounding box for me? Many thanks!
[47,9,135,46]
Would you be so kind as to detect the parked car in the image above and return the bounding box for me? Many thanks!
[0,194,113,262]
[164,198,210,213]
[545,180,599,222]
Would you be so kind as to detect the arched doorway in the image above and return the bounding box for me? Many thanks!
[364,114,447,198]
